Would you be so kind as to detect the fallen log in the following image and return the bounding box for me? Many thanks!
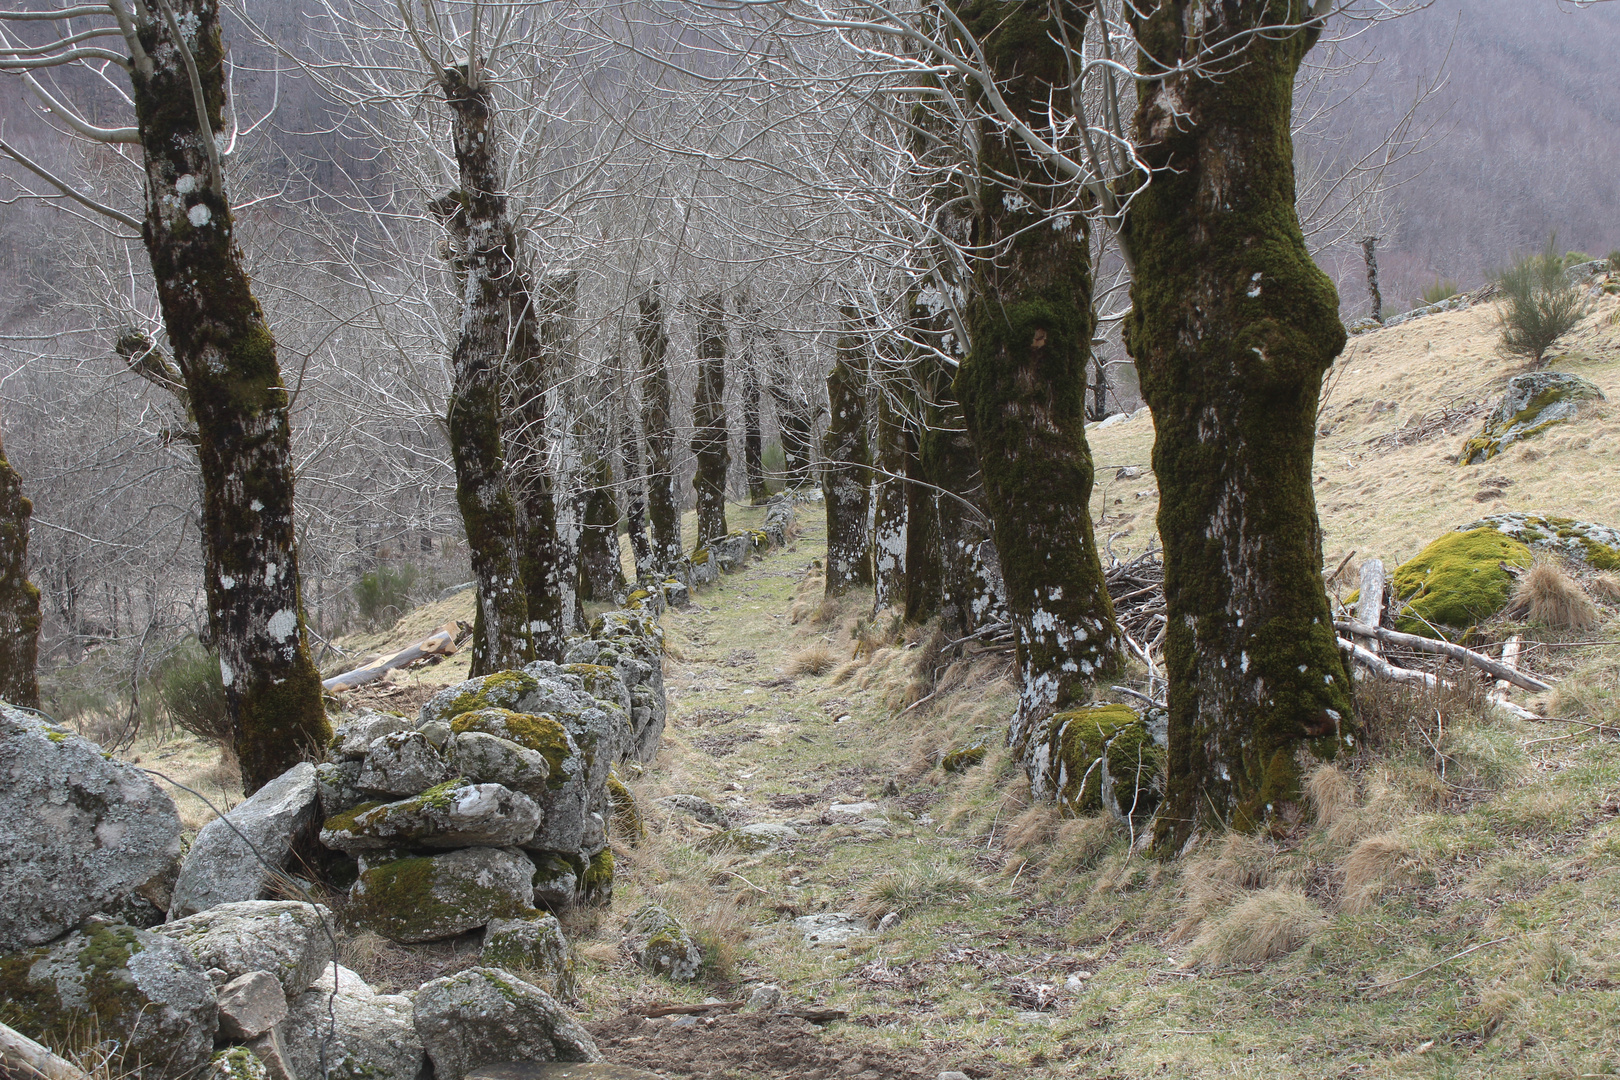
[1338,637,1445,688]
[1333,620,1553,693]
[642,1001,743,1018]
[0,1020,92,1080]
[322,622,459,692]
[1355,559,1386,655]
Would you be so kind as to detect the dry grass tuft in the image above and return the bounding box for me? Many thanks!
[1187,888,1326,968]
[337,928,392,974]
[1305,763,1357,827]
[1175,832,1279,940]
[1002,804,1063,853]
[1040,815,1118,879]
[1511,560,1600,630]
[1339,833,1410,913]
[1590,571,1620,603]
[789,641,839,676]
[856,864,982,921]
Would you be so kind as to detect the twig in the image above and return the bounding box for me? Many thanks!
[1334,619,1553,692]
[643,1001,743,1018]
[1360,936,1515,993]
[1111,685,1165,710]
[1338,637,1445,688]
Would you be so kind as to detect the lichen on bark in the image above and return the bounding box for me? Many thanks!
[822,306,873,597]
[130,0,326,790]
[1123,0,1355,852]
[690,291,731,548]
[950,0,1123,760]
[0,424,41,708]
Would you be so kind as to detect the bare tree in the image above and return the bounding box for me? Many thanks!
[0,0,328,788]
[822,304,872,597]
[690,290,731,548]
[0,421,41,707]
[637,282,683,571]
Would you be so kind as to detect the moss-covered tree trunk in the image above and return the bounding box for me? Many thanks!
[951,0,1123,757]
[920,390,1006,639]
[431,65,535,677]
[691,291,731,548]
[637,284,682,572]
[901,399,942,626]
[871,360,909,612]
[770,387,818,487]
[0,424,41,708]
[822,307,873,597]
[509,270,575,663]
[577,399,625,602]
[617,387,655,582]
[130,1,327,789]
[1124,0,1355,852]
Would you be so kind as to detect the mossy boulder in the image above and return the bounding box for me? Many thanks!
[1458,372,1605,464]
[153,900,333,997]
[449,710,579,789]
[581,848,614,907]
[1030,704,1163,822]
[0,920,217,1079]
[451,731,552,796]
[320,780,541,853]
[482,912,576,999]
[941,738,989,773]
[1459,513,1620,570]
[420,671,544,728]
[623,905,700,982]
[412,967,601,1076]
[347,847,535,943]
[1389,528,1534,637]
[282,964,423,1080]
[357,730,453,797]
[205,1048,270,1080]
[530,852,583,910]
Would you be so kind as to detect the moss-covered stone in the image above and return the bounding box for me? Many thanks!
[0,922,217,1079]
[1458,372,1605,464]
[206,1047,269,1080]
[347,848,534,944]
[1389,528,1534,637]
[449,708,575,788]
[624,904,700,982]
[581,848,614,907]
[422,671,542,727]
[1032,704,1163,821]
[529,852,582,909]
[1459,513,1620,571]
[481,911,576,999]
[941,740,988,773]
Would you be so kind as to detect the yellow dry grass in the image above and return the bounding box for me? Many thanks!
[1511,560,1601,629]
[1087,292,1620,569]
[1339,833,1411,914]
[1186,888,1327,968]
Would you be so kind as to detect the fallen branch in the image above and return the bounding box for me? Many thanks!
[1111,685,1165,710]
[643,1001,743,1018]
[1333,620,1554,693]
[1338,637,1444,688]
[321,622,458,692]
[0,1020,93,1080]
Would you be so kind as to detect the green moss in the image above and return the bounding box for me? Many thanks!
[691,547,710,566]
[1390,529,1534,636]
[1040,704,1163,819]
[581,848,614,906]
[44,730,69,744]
[350,855,526,942]
[322,800,385,834]
[438,671,540,723]
[941,740,988,773]
[451,708,572,788]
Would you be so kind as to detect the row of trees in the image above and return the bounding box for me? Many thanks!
[6,0,1597,844]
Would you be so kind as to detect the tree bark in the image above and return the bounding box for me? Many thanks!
[738,311,770,505]
[920,389,1005,639]
[430,62,536,677]
[130,2,327,789]
[637,284,682,573]
[951,0,1123,757]
[691,291,731,548]
[577,396,625,602]
[871,357,909,612]
[822,306,872,597]
[618,384,655,582]
[0,424,41,709]
[510,270,574,662]
[1123,0,1355,852]
[1362,236,1383,324]
[761,326,818,487]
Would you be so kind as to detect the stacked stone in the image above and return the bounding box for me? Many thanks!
[668,492,799,598]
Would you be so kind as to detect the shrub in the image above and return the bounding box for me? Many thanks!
[354,562,419,628]
[156,639,232,745]
[1420,278,1458,305]
[1495,234,1590,366]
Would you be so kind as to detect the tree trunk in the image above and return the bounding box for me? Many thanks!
[577,398,625,602]
[871,359,909,612]
[637,284,682,572]
[1362,236,1383,324]
[822,307,872,597]
[0,425,41,709]
[510,269,575,663]
[431,63,535,677]
[739,314,770,505]
[901,402,942,626]
[130,2,327,789]
[691,291,731,548]
[762,326,818,487]
[618,384,655,582]
[1123,1,1355,852]
[920,391,1005,640]
[951,1,1123,757]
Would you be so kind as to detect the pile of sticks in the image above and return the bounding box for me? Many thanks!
[1106,548,1166,654]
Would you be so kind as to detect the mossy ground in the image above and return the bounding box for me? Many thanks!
[1388,529,1534,636]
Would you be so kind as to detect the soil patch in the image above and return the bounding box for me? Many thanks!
[588,1011,981,1079]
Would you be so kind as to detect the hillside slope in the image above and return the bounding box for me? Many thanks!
[1087,289,1620,575]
